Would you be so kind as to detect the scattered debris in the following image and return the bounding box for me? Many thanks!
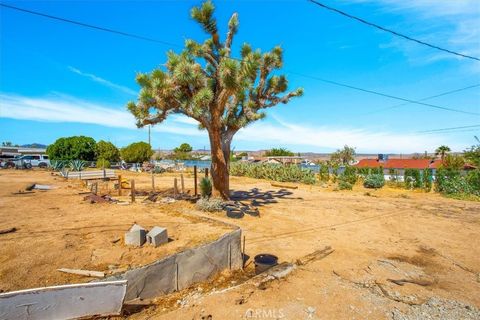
[25,183,36,191]
[33,184,54,190]
[83,194,117,204]
[0,227,16,235]
[57,268,105,278]
[111,237,121,244]
[11,191,35,195]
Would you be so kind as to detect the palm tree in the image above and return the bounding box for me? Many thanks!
[435,145,451,161]
[126,1,303,199]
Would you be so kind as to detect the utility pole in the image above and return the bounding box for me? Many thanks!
[148,125,151,147]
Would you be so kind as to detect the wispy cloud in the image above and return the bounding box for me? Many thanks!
[0,93,204,137]
[354,0,480,65]
[0,93,459,153]
[68,66,138,96]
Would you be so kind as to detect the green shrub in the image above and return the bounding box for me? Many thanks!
[423,168,433,191]
[438,176,478,196]
[47,136,96,161]
[229,162,316,184]
[120,142,153,163]
[363,174,385,189]
[96,140,120,162]
[196,197,224,212]
[466,169,480,191]
[96,159,111,169]
[318,164,330,182]
[338,180,353,190]
[199,177,212,198]
[339,166,357,185]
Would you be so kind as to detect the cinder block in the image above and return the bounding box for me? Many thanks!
[125,224,146,246]
[146,226,168,247]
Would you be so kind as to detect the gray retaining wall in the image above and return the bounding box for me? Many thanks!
[106,228,242,301]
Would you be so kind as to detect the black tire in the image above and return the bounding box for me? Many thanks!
[24,163,32,169]
[38,162,48,168]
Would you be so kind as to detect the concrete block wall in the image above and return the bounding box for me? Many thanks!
[106,228,242,301]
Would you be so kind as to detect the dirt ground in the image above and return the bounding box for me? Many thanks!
[131,173,480,319]
[1,169,479,319]
[0,169,231,292]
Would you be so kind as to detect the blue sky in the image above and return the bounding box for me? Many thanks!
[1,0,479,153]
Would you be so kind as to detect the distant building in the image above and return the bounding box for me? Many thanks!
[0,146,47,158]
[354,154,475,181]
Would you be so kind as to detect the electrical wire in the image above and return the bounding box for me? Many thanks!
[361,84,480,115]
[2,2,478,116]
[307,0,480,62]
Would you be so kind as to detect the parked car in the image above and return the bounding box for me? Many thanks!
[11,154,50,169]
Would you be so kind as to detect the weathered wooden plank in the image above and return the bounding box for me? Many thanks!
[57,268,105,278]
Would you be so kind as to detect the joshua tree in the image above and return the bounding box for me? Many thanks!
[435,145,451,161]
[330,145,356,165]
[127,1,303,199]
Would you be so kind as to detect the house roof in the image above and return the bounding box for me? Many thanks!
[354,158,444,169]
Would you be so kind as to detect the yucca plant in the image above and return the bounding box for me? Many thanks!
[199,177,213,198]
[69,160,86,171]
[50,160,65,171]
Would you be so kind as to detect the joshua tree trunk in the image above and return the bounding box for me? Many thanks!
[208,128,233,199]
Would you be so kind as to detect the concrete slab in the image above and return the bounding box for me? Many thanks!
[0,280,127,320]
[147,226,168,247]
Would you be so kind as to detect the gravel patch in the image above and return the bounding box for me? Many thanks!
[391,297,480,320]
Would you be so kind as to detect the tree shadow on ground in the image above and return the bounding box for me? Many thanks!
[230,188,302,207]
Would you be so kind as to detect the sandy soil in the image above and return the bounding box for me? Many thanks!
[130,174,480,319]
[0,169,231,292]
[1,169,479,319]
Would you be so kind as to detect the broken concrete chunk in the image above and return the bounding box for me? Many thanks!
[125,224,146,247]
[146,226,168,247]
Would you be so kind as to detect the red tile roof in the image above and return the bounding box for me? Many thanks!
[354,158,444,169]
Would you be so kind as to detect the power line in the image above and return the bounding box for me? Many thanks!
[2,2,479,116]
[287,71,480,115]
[362,84,480,115]
[0,3,181,48]
[417,124,480,133]
[307,0,480,62]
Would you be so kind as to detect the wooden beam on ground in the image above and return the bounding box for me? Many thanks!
[271,182,298,189]
[57,268,105,278]
[296,246,334,266]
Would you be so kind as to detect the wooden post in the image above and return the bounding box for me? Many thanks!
[205,168,209,178]
[151,170,155,191]
[180,174,185,194]
[130,179,135,203]
[118,175,122,196]
[174,178,178,199]
[194,165,198,196]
